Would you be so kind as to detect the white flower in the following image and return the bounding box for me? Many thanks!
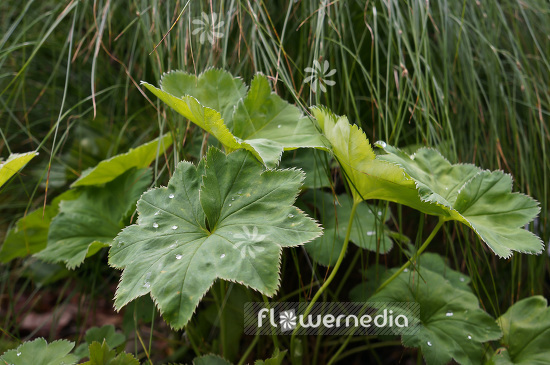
[304,60,336,93]
[233,226,266,259]
[279,310,297,331]
[192,12,225,45]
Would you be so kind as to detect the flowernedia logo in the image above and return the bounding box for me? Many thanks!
[244,302,420,336]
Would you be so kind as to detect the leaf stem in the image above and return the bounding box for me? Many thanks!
[290,200,360,363]
[375,217,445,294]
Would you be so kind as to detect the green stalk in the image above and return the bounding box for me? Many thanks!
[290,201,360,364]
[375,218,445,294]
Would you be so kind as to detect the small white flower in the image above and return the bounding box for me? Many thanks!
[304,60,336,93]
[279,310,297,331]
[233,226,266,259]
[192,12,225,45]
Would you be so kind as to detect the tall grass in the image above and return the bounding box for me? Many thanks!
[1,0,548,362]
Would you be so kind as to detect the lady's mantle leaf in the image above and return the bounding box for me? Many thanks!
[370,264,502,365]
[0,190,79,262]
[72,134,172,187]
[109,148,322,329]
[488,296,550,364]
[142,69,328,167]
[0,151,38,188]
[35,168,152,269]
[84,341,139,365]
[377,144,542,258]
[311,107,443,216]
[0,338,78,365]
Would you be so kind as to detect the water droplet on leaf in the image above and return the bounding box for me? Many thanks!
[153,222,159,228]
[427,341,432,346]
[169,194,175,199]
[366,231,375,236]
[220,254,226,258]
[288,214,294,218]
[468,335,472,340]
[176,254,182,260]
[446,311,454,317]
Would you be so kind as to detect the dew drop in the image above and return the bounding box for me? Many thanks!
[427,341,432,347]
[460,277,465,282]
[220,254,226,259]
[288,214,294,218]
[467,335,472,340]
[379,141,387,148]
[17,352,21,357]
[378,211,383,216]
[403,268,409,273]
[176,254,183,260]
[154,211,160,216]
[366,231,375,236]
[172,225,178,230]
[446,311,454,317]
[169,193,175,199]
[169,244,176,248]
[231,197,235,201]
[277,125,281,128]
[229,204,232,207]
[143,282,151,288]
[153,222,159,228]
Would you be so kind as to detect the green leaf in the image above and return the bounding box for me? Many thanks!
[311,107,442,216]
[370,264,502,365]
[0,151,38,188]
[488,296,550,364]
[0,338,78,365]
[303,191,392,266]
[36,168,152,269]
[71,134,171,187]
[193,354,232,365]
[142,69,328,167]
[0,190,79,262]
[377,144,542,258]
[160,68,247,123]
[84,341,138,365]
[109,148,322,329]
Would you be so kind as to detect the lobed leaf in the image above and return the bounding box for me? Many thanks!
[142,69,328,167]
[370,262,502,365]
[109,148,322,329]
[488,296,550,364]
[311,107,443,215]
[36,168,152,269]
[84,341,139,365]
[0,190,79,262]
[377,144,543,258]
[0,338,78,365]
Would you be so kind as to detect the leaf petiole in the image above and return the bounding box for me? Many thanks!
[374,217,445,294]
